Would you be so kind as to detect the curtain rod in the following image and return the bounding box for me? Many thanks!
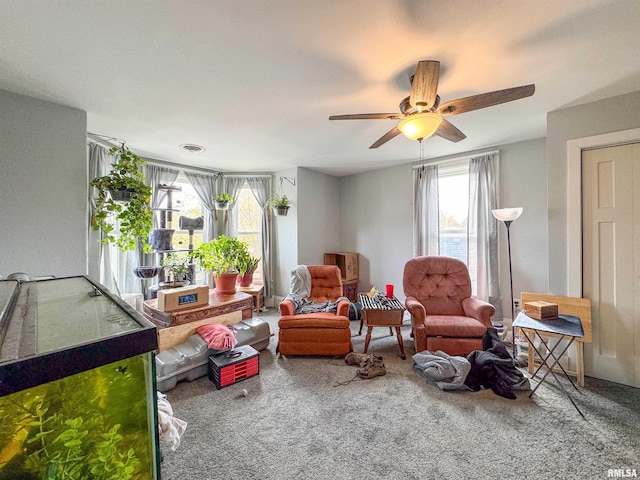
[411,149,500,169]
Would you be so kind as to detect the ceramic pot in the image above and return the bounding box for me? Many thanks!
[274,206,289,216]
[237,273,253,288]
[109,188,136,203]
[214,272,237,295]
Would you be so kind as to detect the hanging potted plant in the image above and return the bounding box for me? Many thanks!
[236,254,260,287]
[160,253,191,288]
[214,192,233,211]
[265,194,291,216]
[190,235,250,294]
[90,144,153,252]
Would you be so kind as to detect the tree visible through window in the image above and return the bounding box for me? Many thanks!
[235,183,263,283]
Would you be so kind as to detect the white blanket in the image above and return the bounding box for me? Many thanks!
[289,265,311,298]
[157,392,187,451]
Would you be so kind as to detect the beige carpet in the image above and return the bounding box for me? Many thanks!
[160,309,640,480]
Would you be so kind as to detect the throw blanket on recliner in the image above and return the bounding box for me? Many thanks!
[289,265,312,298]
[284,292,349,315]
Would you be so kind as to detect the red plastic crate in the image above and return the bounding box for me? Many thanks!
[208,345,259,389]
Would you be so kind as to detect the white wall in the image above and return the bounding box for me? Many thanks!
[0,89,87,278]
[339,138,549,319]
[547,90,640,294]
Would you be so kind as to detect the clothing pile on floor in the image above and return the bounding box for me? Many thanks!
[413,328,530,399]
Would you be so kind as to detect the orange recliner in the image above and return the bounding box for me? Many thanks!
[276,265,353,356]
[403,256,496,356]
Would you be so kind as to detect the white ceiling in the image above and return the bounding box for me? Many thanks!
[2,0,640,176]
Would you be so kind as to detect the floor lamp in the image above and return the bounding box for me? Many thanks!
[492,207,523,358]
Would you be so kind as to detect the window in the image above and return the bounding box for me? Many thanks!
[233,182,263,283]
[438,161,469,265]
[415,153,499,301]
[165,173,206,284]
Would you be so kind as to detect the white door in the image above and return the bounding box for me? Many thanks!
[582,143,640,387]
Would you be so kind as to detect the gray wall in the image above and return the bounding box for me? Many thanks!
[0,89,87,278]
[339,164,413,300]
[271,167,340,297]
[547,90,640,294]
[297,167,340,265]
[339,138,549,320]
[272,167,298,297]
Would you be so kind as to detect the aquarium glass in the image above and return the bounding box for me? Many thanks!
[0,352,157,479]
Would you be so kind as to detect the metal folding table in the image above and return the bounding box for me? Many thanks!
[513,311,585,417]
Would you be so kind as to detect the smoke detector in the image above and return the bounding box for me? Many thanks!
[179,143,206,153]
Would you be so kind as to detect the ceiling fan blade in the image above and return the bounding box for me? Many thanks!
[437,84,535,116]
[369,127,401,149]
[409,61,440,110]
[435,119,466,143]
[329,113,402,120]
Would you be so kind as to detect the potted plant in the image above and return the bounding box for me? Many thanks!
[161,253,191,287]
[265,194,291,216]
[214,192,233,211]
[237,254,260,287]
[90,145,153,252]
[190,235,250,294]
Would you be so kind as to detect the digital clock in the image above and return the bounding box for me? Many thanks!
[178,293,198,305]
[157,285,209,312]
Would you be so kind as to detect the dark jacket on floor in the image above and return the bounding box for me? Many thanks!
[464,328,528,399]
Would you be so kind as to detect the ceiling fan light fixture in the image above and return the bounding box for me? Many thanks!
[398,112,442,142]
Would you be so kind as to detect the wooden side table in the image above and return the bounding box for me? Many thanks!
[239,285,264,313]
[359,293,406,359]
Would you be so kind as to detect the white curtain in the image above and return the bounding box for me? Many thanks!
[184,172,219,241]
[222,176,246,237]
[87,144,140,296]
[245,177,272,298]
[146,165,180,221]
[468,153,502,319]
[88,144,112,286]
[413,164,440,256]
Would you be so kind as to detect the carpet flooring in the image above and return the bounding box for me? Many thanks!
[160,309,640,480]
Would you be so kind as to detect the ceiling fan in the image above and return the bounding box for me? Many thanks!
[329,60,535,149]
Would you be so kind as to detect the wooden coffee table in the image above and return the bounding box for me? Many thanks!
[359,293,406,360]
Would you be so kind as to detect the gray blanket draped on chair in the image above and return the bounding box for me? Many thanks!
[284,265,348,314]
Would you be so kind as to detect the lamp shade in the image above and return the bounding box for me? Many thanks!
[398,112,443,142]
[492,207,523,222]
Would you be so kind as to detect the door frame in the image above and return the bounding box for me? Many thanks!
[566,127,640,297]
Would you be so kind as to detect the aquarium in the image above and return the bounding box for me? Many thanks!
[0,276,160,479]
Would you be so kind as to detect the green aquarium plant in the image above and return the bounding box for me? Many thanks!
[90,144,153,252]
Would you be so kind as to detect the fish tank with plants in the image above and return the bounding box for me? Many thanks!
[0,276,160,479]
